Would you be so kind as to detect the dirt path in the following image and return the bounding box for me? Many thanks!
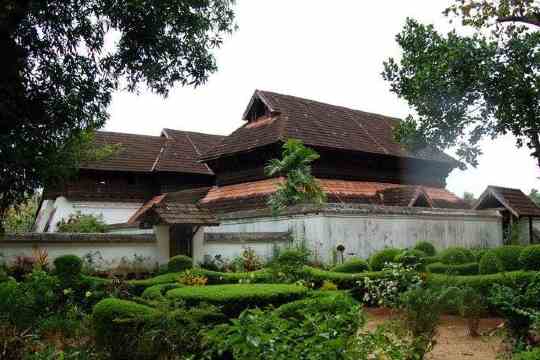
[364,308,506,360]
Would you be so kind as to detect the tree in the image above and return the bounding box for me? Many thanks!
[265,139,326,215]
[530,189,540,206]
[463,192,477,207]
[0,0,236,232]
[2,193,40,233]
[382,1,540,168]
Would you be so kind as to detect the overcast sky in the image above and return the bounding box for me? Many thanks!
[104,0,539,198]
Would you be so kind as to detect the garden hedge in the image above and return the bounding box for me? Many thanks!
[414,241,436,256]
[332,258,369,273]
[513,348,540,360]
[439,247,476,265]
[92,298,158,358]
[301,266,386,289]
[141,283,182,301]
[166,284,308,317]
[53,255,82,278]
[167,255,193,273]
[491,245,523,271]
[394,249,426,270]
[479,250,504,274]
[426,262,479,276]
[273,291,357,319]
[369,248,401,271]
[519,245,540,271]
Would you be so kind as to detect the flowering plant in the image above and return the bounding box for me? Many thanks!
[359,262,423,307]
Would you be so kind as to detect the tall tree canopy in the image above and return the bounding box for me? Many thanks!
[0,0,236,231]
[383,0,540,168]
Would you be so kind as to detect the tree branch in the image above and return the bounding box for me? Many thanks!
[497,15,540,27]
[529,130,540,168]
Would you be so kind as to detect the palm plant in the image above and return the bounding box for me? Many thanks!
[265,139,326,215]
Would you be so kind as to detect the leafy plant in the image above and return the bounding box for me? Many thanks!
[439,247,475,265]
[414,241,436,256]
[332,258,369,273]
[479,250,504,274]
[520,245,540,271]
[232,247,264,272]
[320,280,338,291]
[369,248,402,271]
[56,212,107,233]
[270,245,311,283]
[167,255,193,273]
[457,287,487,337]
[177,270,208,286]
[265,139,326,215]
[394,249,426,271]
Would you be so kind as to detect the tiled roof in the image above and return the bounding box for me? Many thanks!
[199,178,467,212]
[474,186,540,217]
[130,187,218,225]
[201,90,458,166]
[377,186,433,208]
[80,130,223,175]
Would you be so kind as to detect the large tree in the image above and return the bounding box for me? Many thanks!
[0,0,236,232]
[383,0,539,168]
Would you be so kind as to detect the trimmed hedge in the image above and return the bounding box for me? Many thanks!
[301,266,386,289]
[332,258,369,273]
[491,245,523,271]
[369,248,401,271]
[166,284,308,317]
[423,256,441,265]
[394,249,426,270]
[426,262,479,276]
[141,283,182,301]
[273,291,357,319]
[414,241,436,256]
[53,255,82,278]
[92,298,158,357]
[167,255,193,273]
[513,348,540,360]
[519,245,540,271]
[479,251,504,274]
[439,247,475,265]
[470,248,489,262]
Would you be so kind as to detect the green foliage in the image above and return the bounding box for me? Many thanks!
[92,298,158,358]
[207,294,362,359]
[529,189,540,207]
[427,262,479,275]
[166,284,308,317]
[265,139,326,215]
[53,255,83,279]
[383,13,540,168]
[470,248,490,262]
[301,266,385,289]
[2,194,40,233]
[423,255,441,265]
[270,246,311,282]
[319,280,338,291]
[514,348,540,360]
[231,247,264,272]
[369,248,401,271]
[394,249,426,270]
[332,258,369,273]
[439,247,475,265]
[414,241,436,256]
[56,212,107,233]
[167,255,193,273]
[493,245,524,271]
[457,286,487,336]
[140,283,182,301]
[519,245,540,271]
[273,291,357,319]
[0,0,237,228]
[479,250,504,274]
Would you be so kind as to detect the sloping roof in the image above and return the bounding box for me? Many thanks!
[377,186,434,208]
[474,186,540,217]
[199,178,467,212]
[202,90,458,166]
[129,187,218,225]
[80,130,223,175]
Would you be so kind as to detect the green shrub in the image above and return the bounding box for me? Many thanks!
[491,245,523,271]
[274,291,358,319]
[513,348,540,360]
[427,262,479,276]
[270,246,311,282]
[56,212,107,233]
[369,248,401,271]
[423,256,441,265]
[332,258,369,273]
[439,247,475,265]
[479,251,504,274]
[92,298,158,358]
[414,241,436,256]
[166,284,308,317]
[394,249,426,270]
[520,245,540,271]
[301,266,386,289]
[141,283,182,301]
[167,255,193,273]
[53,255,82,278]
[470,248,489,262]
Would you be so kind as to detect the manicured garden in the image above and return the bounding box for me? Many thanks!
[2,242,540,359]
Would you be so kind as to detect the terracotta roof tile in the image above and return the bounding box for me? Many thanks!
[202,90,458,167]
[475,186,540,217]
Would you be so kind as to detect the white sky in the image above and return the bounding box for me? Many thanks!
[104,0,539,198]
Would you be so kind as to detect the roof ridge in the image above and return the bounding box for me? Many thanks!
[163,128,225,138]
[96,130,161,139]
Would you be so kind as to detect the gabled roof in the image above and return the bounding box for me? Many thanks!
[201,90,458,166]
[474,186,540,217]
[80,130,224,175]
[129,187,219,226]
[377,186,434,208]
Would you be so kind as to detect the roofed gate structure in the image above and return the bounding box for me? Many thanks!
[127,90,505,264]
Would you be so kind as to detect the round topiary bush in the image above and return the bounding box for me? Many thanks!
[369,248,402,271]
[426,262,479,275]
[439,247,475,265]
[167,255,193,273]
[332,258,369,273]
[492,245,524,271]
[479,251,504,274]
[394,249,426,270]
[414,241,436,256]
[519,245,540,271]
[53,255,82,278]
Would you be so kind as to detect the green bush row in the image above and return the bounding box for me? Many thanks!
[426,262,479,276]
[331,258,369,273]
[166,284,308,317]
